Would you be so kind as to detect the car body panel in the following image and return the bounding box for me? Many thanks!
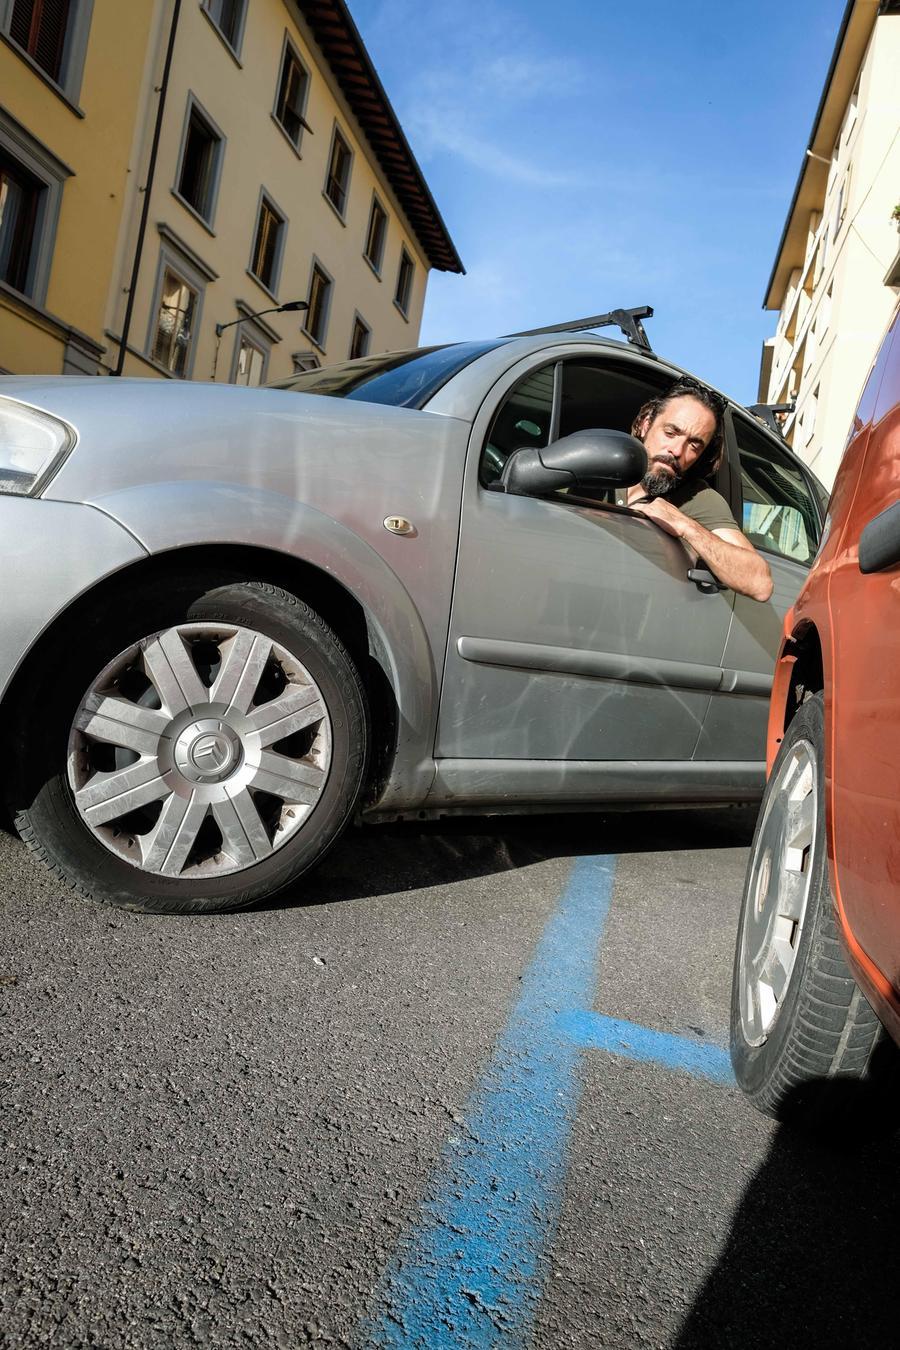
[826,311,900,985]
[89,482,444,810]
[441,483,734,761]
[0,496,148,701]
[426,756,764,809]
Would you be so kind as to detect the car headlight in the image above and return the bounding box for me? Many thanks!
[0,395,75,496]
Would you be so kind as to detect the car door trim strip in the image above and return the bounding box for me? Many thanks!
[458,636,771,697]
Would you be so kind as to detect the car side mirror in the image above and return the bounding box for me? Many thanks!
[498,429,647,497]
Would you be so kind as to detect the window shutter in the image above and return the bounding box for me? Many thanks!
[10,0,71,81]
[9,0,33,49]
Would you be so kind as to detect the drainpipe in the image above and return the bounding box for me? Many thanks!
[112,0,182,376]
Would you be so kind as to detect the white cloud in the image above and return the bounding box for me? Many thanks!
[355,0,585,185]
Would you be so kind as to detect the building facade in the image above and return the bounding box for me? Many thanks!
[760,0,900,485]
[0,0,463,383]
[0,0,158,375]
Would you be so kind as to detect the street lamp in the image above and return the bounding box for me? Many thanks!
[211,299,308,381]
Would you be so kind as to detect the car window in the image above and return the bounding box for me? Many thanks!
[481,358,678,491]
[734,416,820,564]
[267,340,504,410]
[557,360,663,441]
[480,363,556,485]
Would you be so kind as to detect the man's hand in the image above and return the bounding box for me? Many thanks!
[630,499,774,602]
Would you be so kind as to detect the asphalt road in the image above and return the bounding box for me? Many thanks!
[2,806,899,1349]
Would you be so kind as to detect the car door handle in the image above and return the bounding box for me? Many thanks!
[687,567,724,593]
[859,501,900,573]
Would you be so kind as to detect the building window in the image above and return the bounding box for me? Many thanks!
[249,193,286,295]
[3,0,93,101]
[804,385,819,444]
[274,39,310,149]
[349,314,370,360]
[394,247,414,317]
[176,98,224,226]
[324,125,352,217]
[233,334,267,386]
[9,0,70,80]
[292,350,320,373]
[151,267,199,378]
[832,168,851,243]
[842,80,859,147]
[0,111,68,303]
[202,0,247,54]
[363,195,387,273]
[304,261,332,348]
[0,151,41,293]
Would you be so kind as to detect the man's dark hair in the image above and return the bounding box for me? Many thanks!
[631,376,726,480]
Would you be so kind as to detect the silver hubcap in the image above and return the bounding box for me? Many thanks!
[738,739,818,1046]
[67,623,332,880]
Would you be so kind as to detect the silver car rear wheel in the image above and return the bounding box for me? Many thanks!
[67,622,332,881]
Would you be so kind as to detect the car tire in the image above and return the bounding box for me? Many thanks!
[730,692,899,1129]
[12,576,368,915]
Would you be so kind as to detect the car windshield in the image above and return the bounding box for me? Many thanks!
[266,340,505,410]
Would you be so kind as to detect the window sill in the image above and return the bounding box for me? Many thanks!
[322,190,348,228]
[171,189,217,238]
[140,352,180,379]
[393,298,411,323]
[199,5,244,66]
[246,268,279,305]
[2,279,104,356]
[363,253,383,281]
[271,113,304,160]
[0,33,85,116]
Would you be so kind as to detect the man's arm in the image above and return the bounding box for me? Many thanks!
[629,498,774,602]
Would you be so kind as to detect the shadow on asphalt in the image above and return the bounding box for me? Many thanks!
[674,1082,900,1348]
[251,805,759,912]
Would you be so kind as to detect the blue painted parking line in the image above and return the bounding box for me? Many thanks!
[559,1010,734,1085]
[361,853,617,1349]
[359,853,733,1349]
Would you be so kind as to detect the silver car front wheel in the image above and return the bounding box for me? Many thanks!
[14,577,368,914]
[68,622,333,880]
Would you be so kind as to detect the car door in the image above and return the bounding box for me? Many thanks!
[434,353,736,770]
[693,411,824,762]
[826,313,900,974]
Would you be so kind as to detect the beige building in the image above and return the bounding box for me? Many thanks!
[760,0,900,485]
[0,0,463,383]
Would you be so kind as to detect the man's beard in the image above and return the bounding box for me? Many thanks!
[641,457,683,498]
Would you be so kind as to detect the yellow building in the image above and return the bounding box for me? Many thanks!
[0,0,158,375]
[0,0,463,382]
[760,0,900,485]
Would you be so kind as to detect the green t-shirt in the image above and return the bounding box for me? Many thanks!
[613,478,739,533]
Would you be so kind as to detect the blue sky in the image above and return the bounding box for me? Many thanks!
[350,0,847,404]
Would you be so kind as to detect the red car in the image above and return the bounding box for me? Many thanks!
[731,302,900,1127]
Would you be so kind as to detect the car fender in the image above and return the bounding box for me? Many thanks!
[90,480,440,807]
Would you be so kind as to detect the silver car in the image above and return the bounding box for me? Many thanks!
[0,324,827,913]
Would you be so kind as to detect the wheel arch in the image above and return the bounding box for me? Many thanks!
[784,619,825,727]
[0,543,412,810]
[767,619,825,774]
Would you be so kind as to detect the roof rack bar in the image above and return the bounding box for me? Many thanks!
[504,305,654,352]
